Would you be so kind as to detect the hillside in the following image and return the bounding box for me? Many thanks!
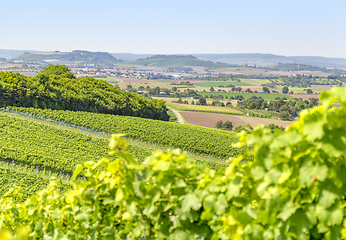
[0,65,169,120]
[0,49,40,59]
[119,54,229,69]
[7,106,242,159]
[194,53,346,69]
[13,50,121,66]
[111,53,153,61]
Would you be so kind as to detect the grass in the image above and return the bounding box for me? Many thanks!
[166,102,243,115]
[193,81,252,87]
[202,92,294,100]
[167,109,178,122]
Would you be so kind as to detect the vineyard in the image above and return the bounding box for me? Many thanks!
[0,168,70,202]
[0,113,227,200]
[5,107,242,159]
[1,87,346,239]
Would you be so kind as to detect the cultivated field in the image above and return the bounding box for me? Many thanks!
[180,111,293,129]
[166,102,243,115]
[193,81,252,87]
[201,91,294,100]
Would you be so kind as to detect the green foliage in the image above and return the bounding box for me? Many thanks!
[234,124,254,134]
[215,120,233,131]
[0,168,70,202]
[2,87,346,239]
[282,86,289,94]
[40,65,75,79]
[264,123,285,133]
[0,67,169,121]
[238,97,319,119]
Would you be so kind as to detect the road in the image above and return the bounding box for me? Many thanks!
[171,109,185,124]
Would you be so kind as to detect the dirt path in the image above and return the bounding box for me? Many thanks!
[170,109,185,124]
[180,111,293,129]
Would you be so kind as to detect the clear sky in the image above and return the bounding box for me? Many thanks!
[1,0,345,58]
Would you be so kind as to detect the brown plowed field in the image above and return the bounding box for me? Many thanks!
[180,112,293,129]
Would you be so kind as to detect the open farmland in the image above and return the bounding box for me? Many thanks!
[201,91,294,100]
[166,102,243,115]
[180,111,292,128]
[193,81,252,87]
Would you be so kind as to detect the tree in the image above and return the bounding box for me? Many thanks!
[282,86,289,94]
[279,111,290,120]
[215,120,223,129]
[306,89,313,94]
[198,98,207,106]
[263,86,270,93]
[209,87,215,92]
[222,121,233,131]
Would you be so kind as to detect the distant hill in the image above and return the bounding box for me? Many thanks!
[13,50,122,66]
[120,55,229,69]
[0,49,40,59]
[194,53,346,69]
[111,53,153,61]
[266,63,346,75]
[288,56,346,70]
[194,53,293,67]
[3,49,346,70]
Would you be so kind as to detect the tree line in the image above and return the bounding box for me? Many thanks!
[0,65,169,121]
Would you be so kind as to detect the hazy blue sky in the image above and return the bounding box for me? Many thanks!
[1,0,345,58]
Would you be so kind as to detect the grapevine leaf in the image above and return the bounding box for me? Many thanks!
[181,193,201,212]
[214,194,228,215]
[203,194,216,209]
[299,161,328,186]
[107,161,118,173]
[278,201,298,221]
[72,164,83,181]
[319,190,338,209]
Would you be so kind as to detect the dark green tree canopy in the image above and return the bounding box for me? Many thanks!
[0,65,169,121]
[282,86,289,94]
